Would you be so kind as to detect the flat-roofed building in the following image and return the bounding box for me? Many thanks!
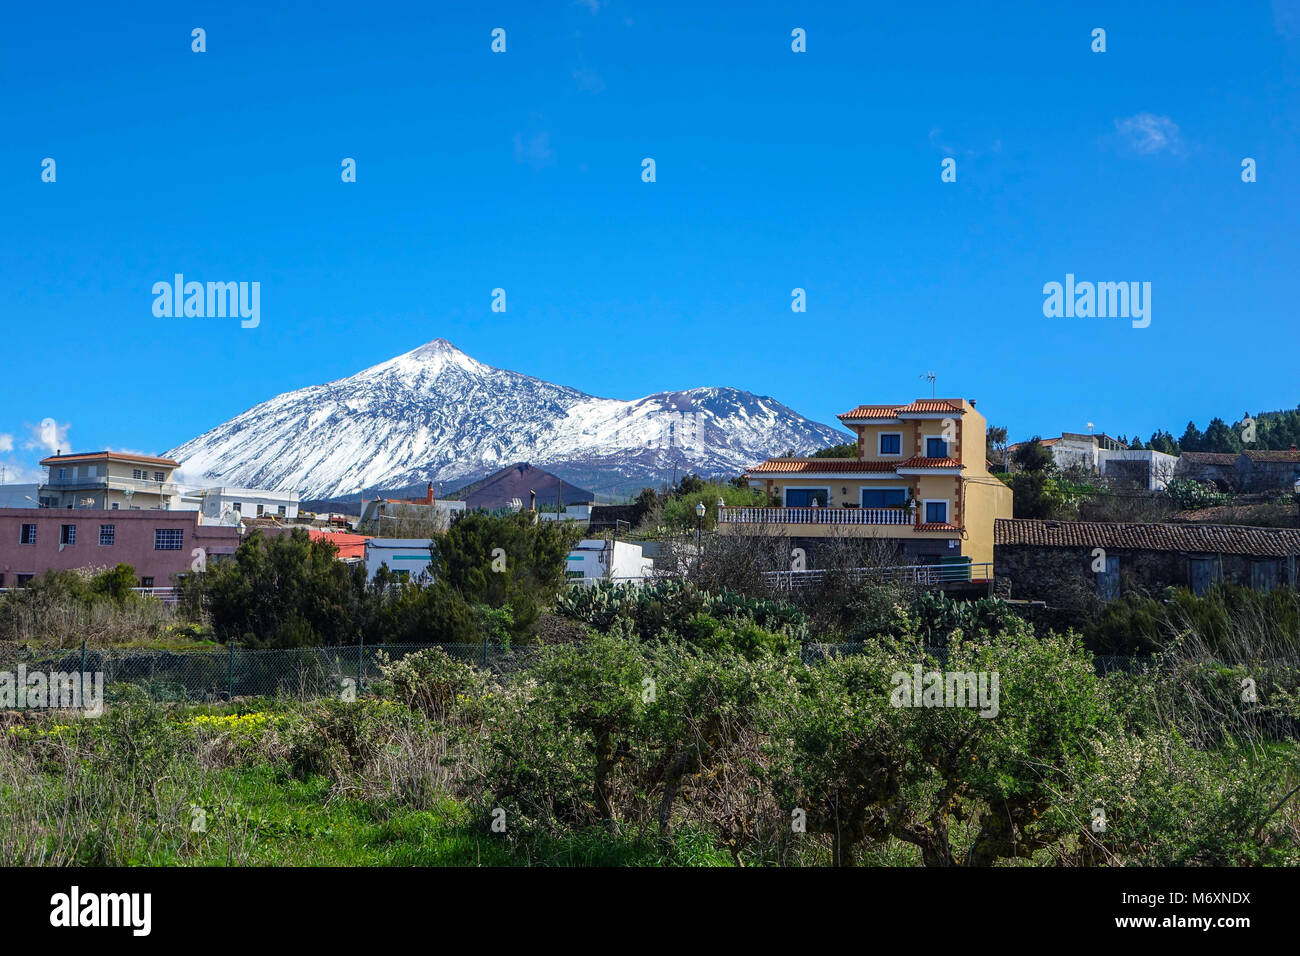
[39,451,183,511]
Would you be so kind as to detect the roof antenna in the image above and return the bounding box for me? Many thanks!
[920,372,936,399]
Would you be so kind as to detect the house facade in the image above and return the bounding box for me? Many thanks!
[199,487,300,523]
[721,398,1013,572]
[995,517,1300,600]
[0,507,239,588]
[38,451,184,511]
[1175,449,1300,492]
[1008,433,1176,490]
[358,483,466,534]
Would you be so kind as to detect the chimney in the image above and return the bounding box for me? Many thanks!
[529,490,536,512]
[425,481,434,504]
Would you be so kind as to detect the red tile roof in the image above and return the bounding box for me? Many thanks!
[896,399,965,414]
[995,518,1300,557]
[837,404,903,420]
[40,450,179,467]
[749,458,899,474]
[837,399,966,421]
[897,456,963,469]
[307,529,371,560]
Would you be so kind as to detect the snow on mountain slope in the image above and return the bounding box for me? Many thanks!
[166,339,850,499]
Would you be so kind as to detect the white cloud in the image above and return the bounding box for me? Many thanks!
[24,418,70,454]
[1114,113,1184,155]
[0,433,12,453]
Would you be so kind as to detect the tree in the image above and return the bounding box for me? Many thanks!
[430,510,580,641]
[184,528,367,647]
[1201,417,1242,454]
[1178,421,1204,453]
[1012,437,1055,473]
[811,442,857,459]
[776,626,1117,866]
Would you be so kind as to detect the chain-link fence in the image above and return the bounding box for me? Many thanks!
[0,640,1158,705]
[0,642,541,704]
[800,642,1155,675]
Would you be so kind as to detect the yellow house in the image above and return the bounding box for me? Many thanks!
[719,398,1013,576]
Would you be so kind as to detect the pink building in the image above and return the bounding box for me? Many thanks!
[0,508,240,588]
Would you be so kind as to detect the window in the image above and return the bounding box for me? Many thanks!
[785,488,830,507]
[154,471,165,482]
[132,469,147,480]
[111,502,119,510]
[16,574,33,587]
[232,502,242,512]
[57,467,67,479]
[1252,560,1278,593]
[19,524,36,545]
[924,501,949,523]
[862,488,908,508]
[1096,555,1120,602]
[879,433,902,456]
[277,505,286,516]
[926,437,950,458]
[257,504,265,516]
[154,528,184,550]
[141,577,154,588]
[99,524,115,546]
[60,525,76,545]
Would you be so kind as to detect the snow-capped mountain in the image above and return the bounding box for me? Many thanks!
[165,339,850,499]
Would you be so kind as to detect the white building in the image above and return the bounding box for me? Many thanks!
[565,538,654,586]
[364,538,435,582]
[0,483,41,508]
[1010,433,1177,491]
[199,487,300,523]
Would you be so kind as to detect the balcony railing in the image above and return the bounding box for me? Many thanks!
[718,506,914,526]
[762,563,993,590]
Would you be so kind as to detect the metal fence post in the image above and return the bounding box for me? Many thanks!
[80,640,86,708]
[357,634,364,694]
[482,635,488,667]
[228,641,235,700]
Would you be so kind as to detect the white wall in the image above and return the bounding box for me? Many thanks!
[364,538,434,582]
[0,484,40,508]
[201,487,300,521]
[566,539,653,585]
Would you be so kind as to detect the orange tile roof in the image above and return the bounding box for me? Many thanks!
[838,399,966,421]
[307,529,371,560]
[40,450,180,467]
[837,405,903,420]
[897,456,963,469]
[896,399,965,414]
[749,458,900,474]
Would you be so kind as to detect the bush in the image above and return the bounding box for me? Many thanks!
[373,647,485,722]
[1165,477,1232,510]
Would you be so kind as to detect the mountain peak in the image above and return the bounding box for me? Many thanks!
[372,337,487,378]
[167,341,849,498]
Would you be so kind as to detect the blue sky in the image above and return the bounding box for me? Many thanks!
[3,0,1299,481]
